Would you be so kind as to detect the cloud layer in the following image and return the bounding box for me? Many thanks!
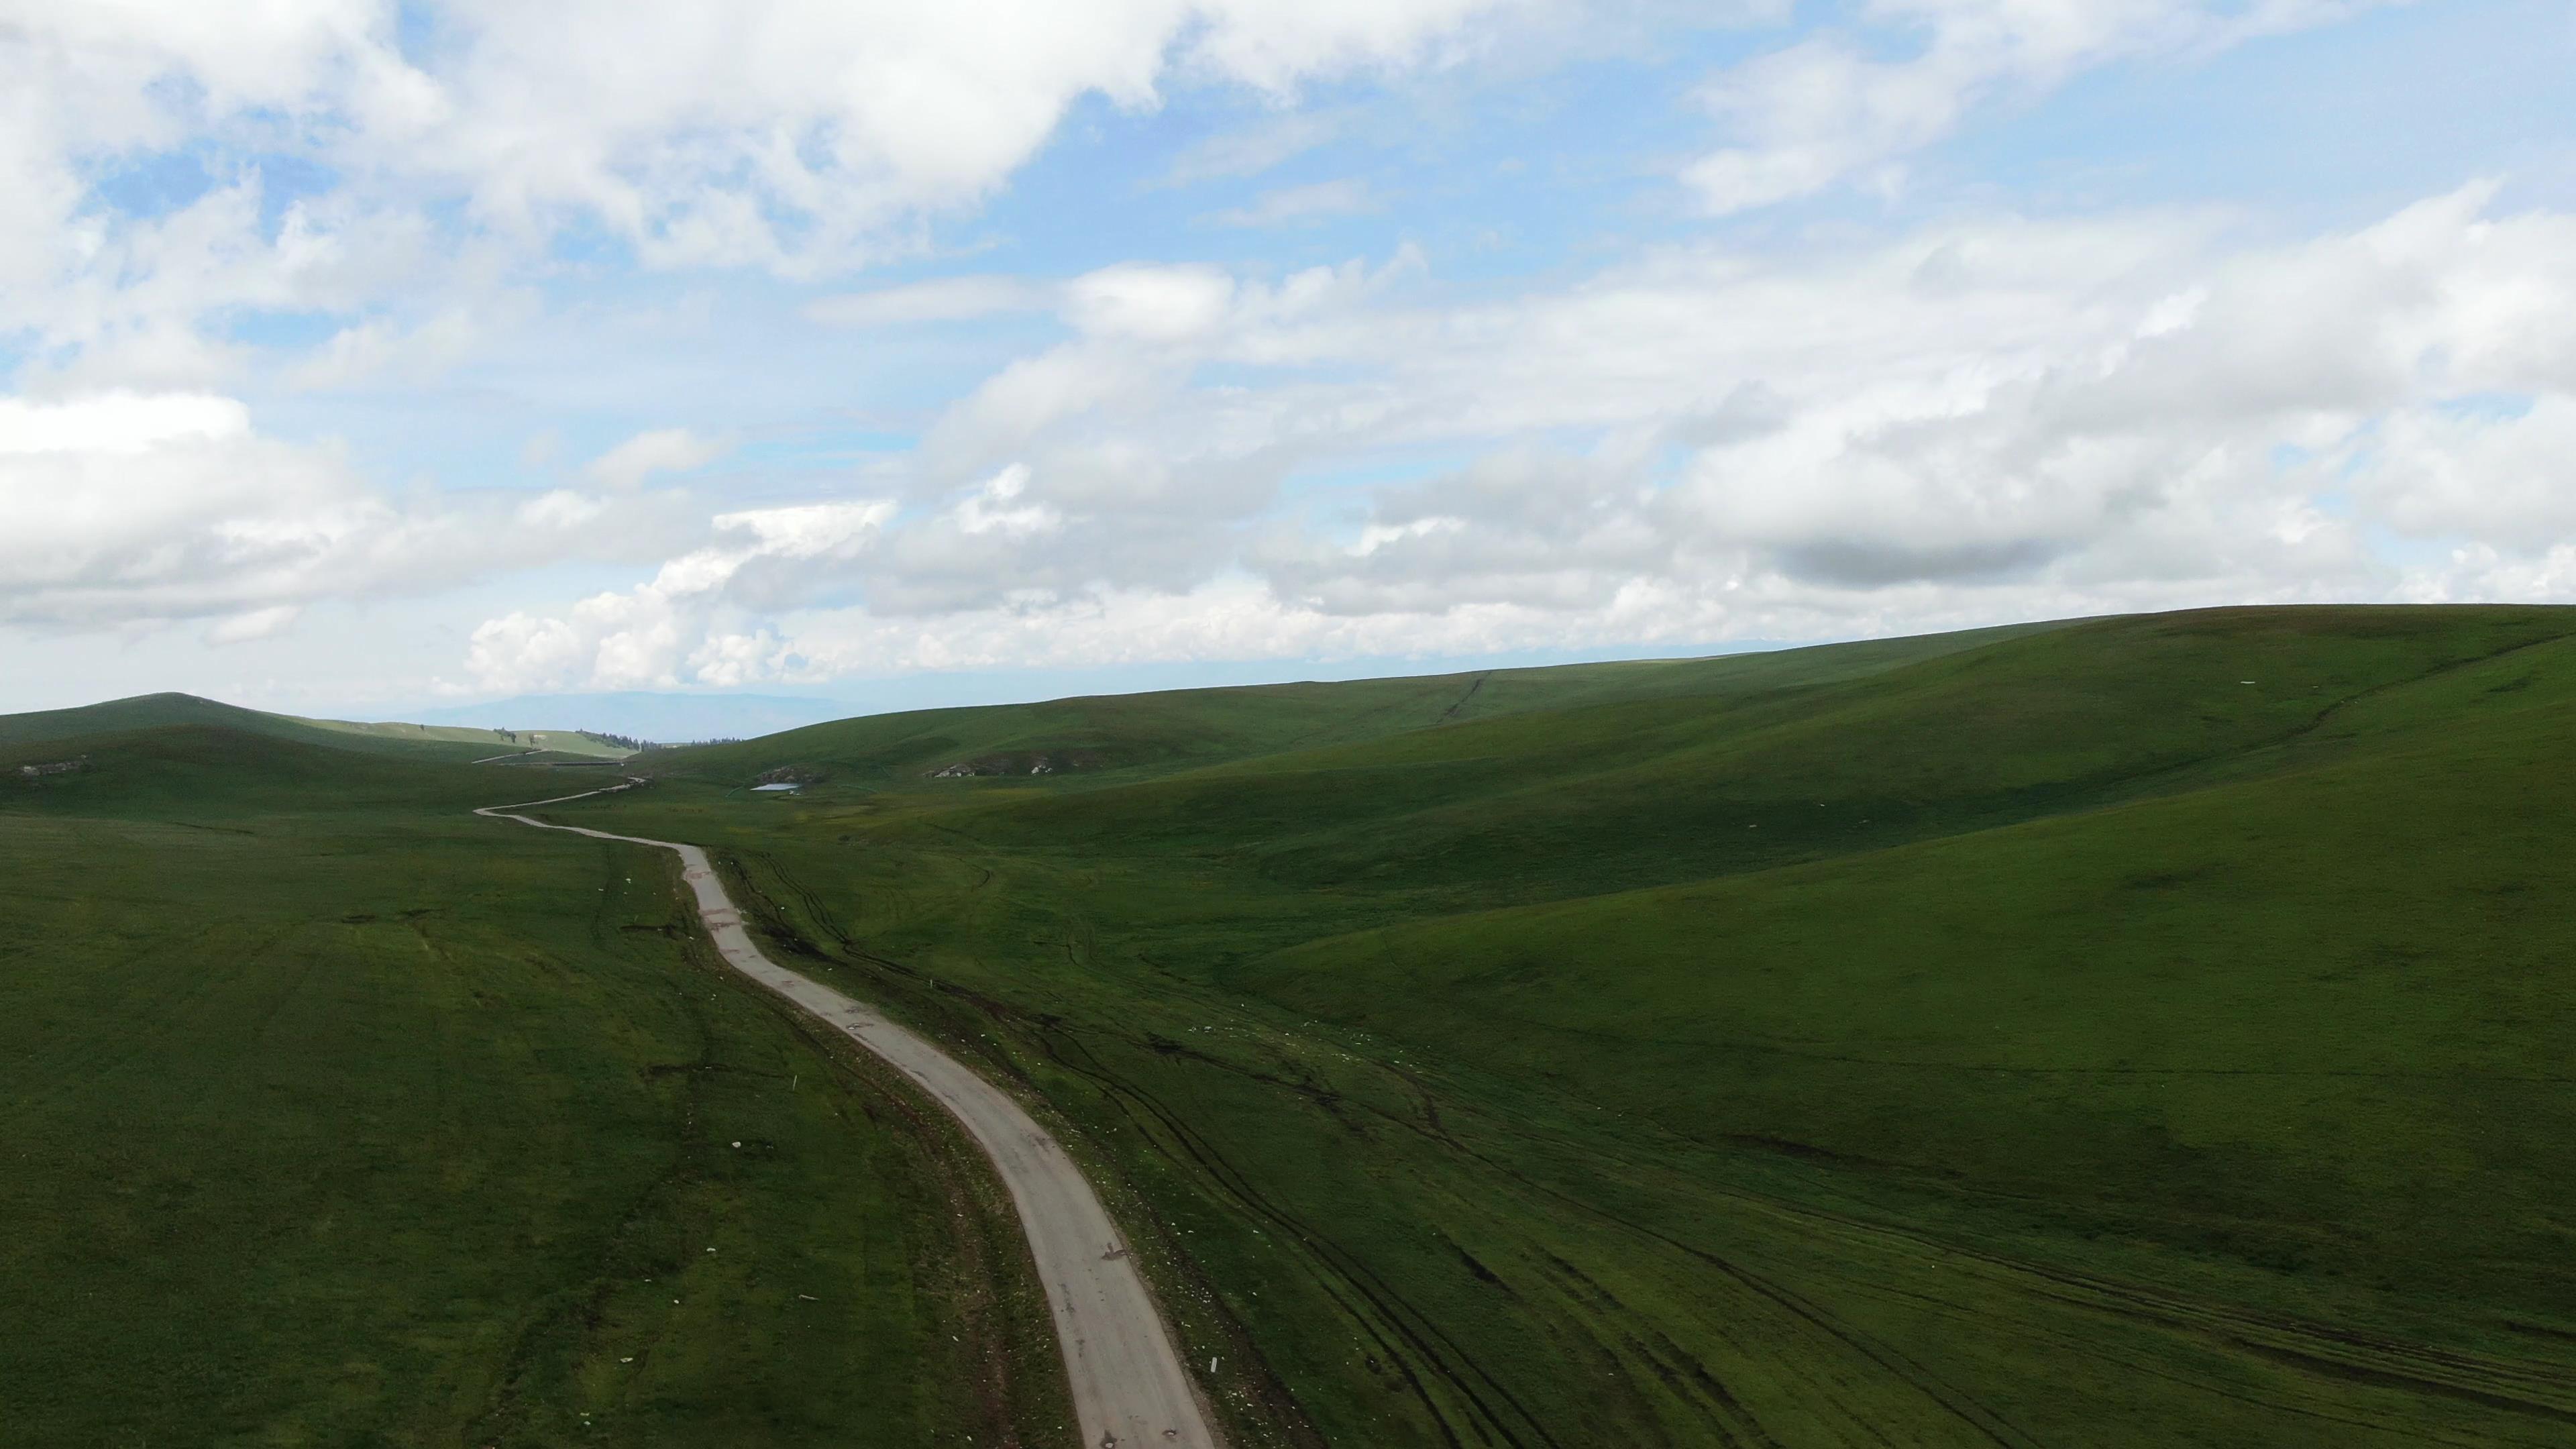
[1,0,2567,712]
[462,184,2576,692]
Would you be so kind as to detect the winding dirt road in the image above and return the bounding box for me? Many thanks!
[478,782,1219,1449]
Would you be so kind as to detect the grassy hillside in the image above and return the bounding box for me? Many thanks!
[16,607,2576,1446]
[649,619,2063,791]
[290,712,635,759]
[531,605,2576,1447]
[0,692,635,764]
[0,726,1066,1445]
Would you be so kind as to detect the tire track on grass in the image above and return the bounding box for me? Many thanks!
[733,850,1754,1448]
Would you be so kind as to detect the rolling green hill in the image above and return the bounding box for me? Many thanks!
[286,712,636,759]
[0,725,1065,1445]
[647,619,2063,790]
[11,606,2576,1446]
[557,604,2576,1447]
[0,691,634,763]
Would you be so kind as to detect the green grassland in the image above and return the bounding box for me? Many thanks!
[287,713,635,760]
[538,606,2576,1447]
[652,620,2061,792]
[0,692,634,763]
[11,606,2576,1447]
[0,728,1068,1446]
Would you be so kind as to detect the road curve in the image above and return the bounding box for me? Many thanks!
[478,782,1220,1449]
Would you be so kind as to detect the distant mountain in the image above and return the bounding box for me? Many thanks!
[407,692,857,745]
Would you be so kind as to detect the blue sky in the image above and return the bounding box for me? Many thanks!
[3,1,2574,732]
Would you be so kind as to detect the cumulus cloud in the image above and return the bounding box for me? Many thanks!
[0,390,249,454]
[464,182,2576,690]
[286,305,498,390]
[0,0,1560,416]
[586,428,729,490]
[1061,263,1240,342]
[465,498,893,691]
[2,0,1543,289]
[0,389,687,629]
[953,464,1065,537]
[4,4,2562,708]
[1684,0,2404,213]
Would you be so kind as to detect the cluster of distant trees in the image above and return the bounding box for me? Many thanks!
[582,731,653,751]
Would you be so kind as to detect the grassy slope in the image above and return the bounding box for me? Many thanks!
[1250,635,2576,1303]
[543,606,2576,1447]
[0,692,632,763]
[653,621,2059,791]
[290,712,635,759]
[0,727,1067,1446]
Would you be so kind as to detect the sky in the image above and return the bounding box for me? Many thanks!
[4,0,2575,727]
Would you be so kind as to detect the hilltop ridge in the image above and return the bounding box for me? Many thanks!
[0,692,635,762]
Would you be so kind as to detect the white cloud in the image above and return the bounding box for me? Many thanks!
[7,182,2527,690]
[2403,541,2576,606]
[1205,178,1380,228]
[515,489,609,531]
[0,390,249,453]
[0,392,365,626]
[1162,107,1356,185]
[465,498,894,690]
[0,389,688,630]
[1684,0,2403,214]
[2350,396,2576,542]
[2,5,2561,710]
[586,427,729,490]
[1182,0,1532,93]
[4,0,1542,288]
[1352,516,1465,557]
[205,604,302,645]
[286,306,495,390]
[953,463,1065,537]
[803,275,1051,327]
[714,500,897,559]
[0,0,1558,414]
[6,169,455,390]
[462,183,2576,688]
[1061,263,1239,341]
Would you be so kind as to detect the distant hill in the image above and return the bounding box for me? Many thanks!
[647,621,2065,786]
[407,691,856,745]
[0,693,632,763]
[621,602,2576,1445]
[282,712,633,759]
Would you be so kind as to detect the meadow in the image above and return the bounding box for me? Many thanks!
[0,725,1069,1446]
[9,606,2576,1446]
[555,606,2576,1447]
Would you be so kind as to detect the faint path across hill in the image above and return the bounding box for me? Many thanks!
[477,782,1220,1449]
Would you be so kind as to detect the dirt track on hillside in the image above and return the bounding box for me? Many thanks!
[478,782,1220,1449]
